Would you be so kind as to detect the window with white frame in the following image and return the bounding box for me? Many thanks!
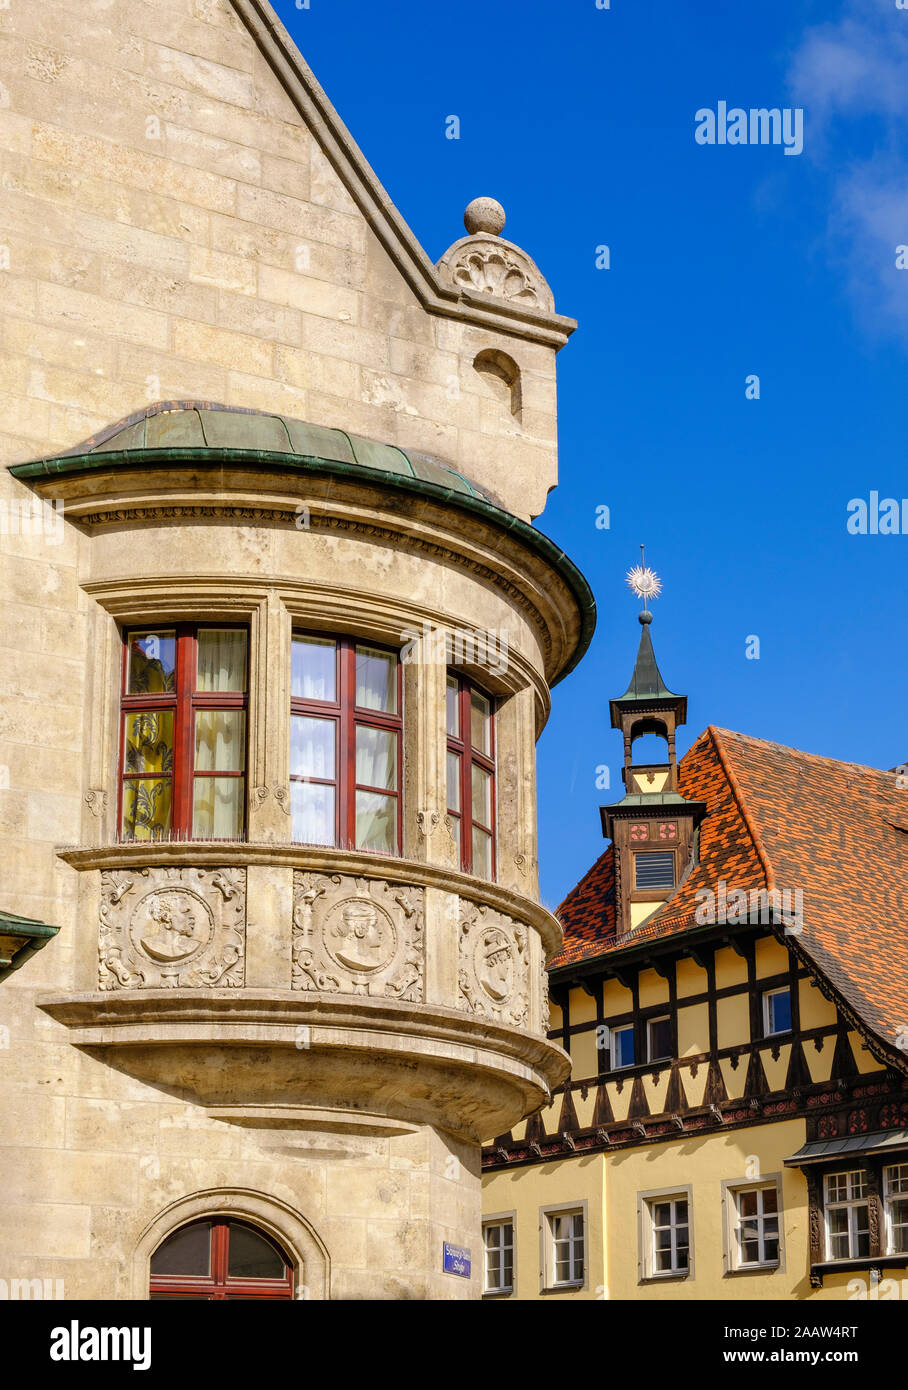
[611,1023,635,1070]
[644,1194,690,1277]
[825,1170,870,1260]
[728,1183,781,1269]
[483,1219,514,1294]
[545,1208,584,1287]
[762,986,792,1036]
[884,1164,908,1254]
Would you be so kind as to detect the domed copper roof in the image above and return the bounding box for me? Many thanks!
[14,400,502,506]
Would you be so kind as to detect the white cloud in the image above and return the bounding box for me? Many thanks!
[787,0,908,334]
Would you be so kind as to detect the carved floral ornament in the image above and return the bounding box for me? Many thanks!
[436,236,555,313]
[458,900,529,1029]
[98,866,246,990]
[291,871,425,1002]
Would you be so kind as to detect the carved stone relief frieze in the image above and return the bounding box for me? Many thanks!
[291,871,425,1002]
[458,900,529,1028]
[98,867,246,990]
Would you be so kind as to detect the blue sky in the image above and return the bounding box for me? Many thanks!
[273,0,908,909]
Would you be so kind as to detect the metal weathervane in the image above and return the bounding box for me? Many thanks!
[625,544,663,612]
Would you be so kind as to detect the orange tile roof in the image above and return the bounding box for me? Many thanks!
[553,726,908,1064]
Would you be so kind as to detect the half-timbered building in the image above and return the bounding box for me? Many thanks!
[482,610,908,1300]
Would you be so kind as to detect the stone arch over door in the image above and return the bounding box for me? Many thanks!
[131,1187,330,1300]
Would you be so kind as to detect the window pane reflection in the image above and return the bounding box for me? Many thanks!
[356,646,396,712]
[122,779,172,840]
[192,777,244,839]
[356,790,396,853]
[356,726,397,791]
[227,1223,286,1279]
[292,637,336,702]
[446,752,461,812]
[446,677,459,736]
[195,711,245,771]
[471,690,491,755]
[472,826,492,879]
[291,782,335,845]
[127,631,176,694]
[291,716,335,780]
[472,764,491,827]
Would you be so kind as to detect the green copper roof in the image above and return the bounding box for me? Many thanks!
[602,792,692,808]
[9,400,498,503]
[0,910,59,982]
[613,620,681,704]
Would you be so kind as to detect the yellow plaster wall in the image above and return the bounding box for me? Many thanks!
[571,1029,599,1081]
[717,995,749,1050]
[482,1154,606,1299]
[606,1120,807,1300]
[714,945,748,988]
[799,979,838,1030]
[630,900,662,929]
[637,968,670,1010]
[603,978,633,1017]
[568,987,597,1027]
[755,936,790,979]
[675,956,708,999]
[677,1002,709,1058]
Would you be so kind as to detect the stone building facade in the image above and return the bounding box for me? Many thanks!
[0,0,592,1298]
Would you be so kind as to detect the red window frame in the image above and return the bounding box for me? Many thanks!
[149,1218,294,1300]
[290,634,403,854]
[118,624,248,841]
[446,674,496,879]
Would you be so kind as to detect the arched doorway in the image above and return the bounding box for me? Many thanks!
[149,1218,294,1300]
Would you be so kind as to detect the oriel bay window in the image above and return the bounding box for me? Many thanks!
[120,627,247,840]
[290,635,401,854]
[446,675,496,879]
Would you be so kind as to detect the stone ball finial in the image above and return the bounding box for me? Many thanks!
[464,197,506,237]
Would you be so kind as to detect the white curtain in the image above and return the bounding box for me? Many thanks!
[197,629,246,692]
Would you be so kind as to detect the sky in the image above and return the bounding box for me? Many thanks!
[272,0,908,910]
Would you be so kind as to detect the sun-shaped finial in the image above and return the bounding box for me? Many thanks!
[626,565,662,603]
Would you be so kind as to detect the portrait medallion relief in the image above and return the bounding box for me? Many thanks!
[98,867,246,990]
[323,898,397,975]
[292,872,424,1001]
[129,888,214,965]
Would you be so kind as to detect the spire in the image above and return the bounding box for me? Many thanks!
[614,611,681,705]
[599,556,705,935]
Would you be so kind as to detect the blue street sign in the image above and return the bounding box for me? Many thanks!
[442,1242,471,1278]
